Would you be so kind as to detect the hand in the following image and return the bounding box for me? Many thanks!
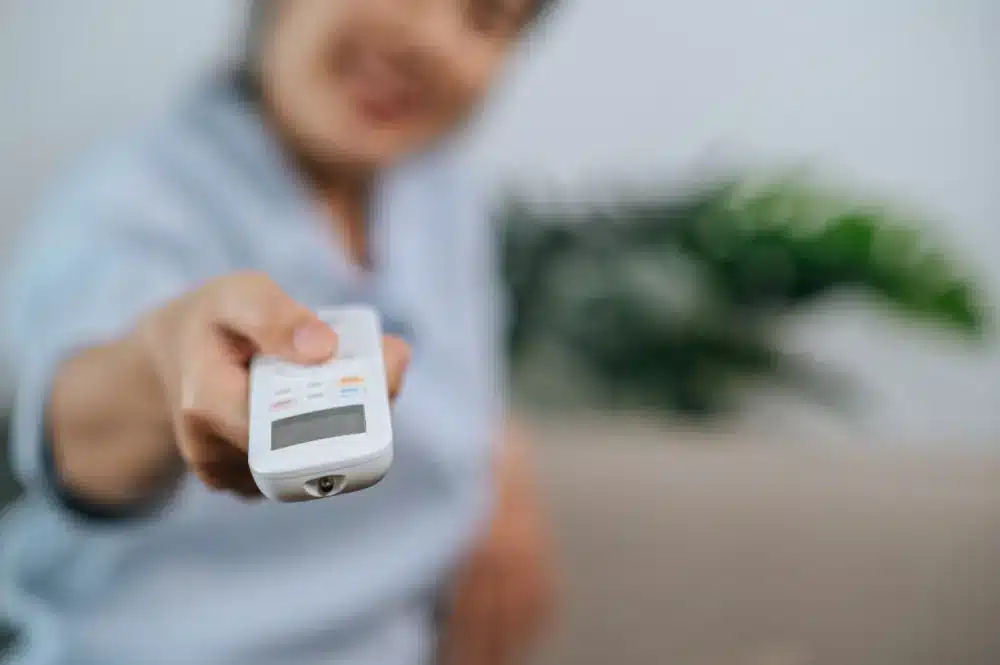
[133,272,410,498]
[441,432,558,665]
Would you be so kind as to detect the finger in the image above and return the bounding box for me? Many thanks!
[176,351,251,453]
[206,273,338,363]
[381,335,411,401]
[200,459,263,499]
[174,377,257,497]
[183,430,261,498]
[175,408,223,469]
[174,414,224,491]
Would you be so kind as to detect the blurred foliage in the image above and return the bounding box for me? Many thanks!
[499,174,988,419]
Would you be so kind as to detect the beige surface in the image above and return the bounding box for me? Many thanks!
[531,419,1000,665]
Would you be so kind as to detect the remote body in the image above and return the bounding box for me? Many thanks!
[248,305,393,501]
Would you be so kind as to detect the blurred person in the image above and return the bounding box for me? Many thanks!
[0,1,558,664]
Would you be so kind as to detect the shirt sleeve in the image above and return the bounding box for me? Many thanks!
[2,186,212,515]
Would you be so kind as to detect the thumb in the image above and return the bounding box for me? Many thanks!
[208,274,338,363]
[287,318,339,364]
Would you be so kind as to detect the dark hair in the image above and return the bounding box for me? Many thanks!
[243,0,558,71]
[241,0,272,77]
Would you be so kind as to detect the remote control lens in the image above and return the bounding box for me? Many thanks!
[318,476,336,494]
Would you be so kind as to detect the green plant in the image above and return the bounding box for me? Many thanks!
[500,174,988,418]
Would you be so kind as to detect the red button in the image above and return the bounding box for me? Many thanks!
[270,399,295,412]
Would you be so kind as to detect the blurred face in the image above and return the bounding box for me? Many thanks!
[259,0,537,170]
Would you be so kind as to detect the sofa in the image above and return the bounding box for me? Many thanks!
[531,418,1000,665]
[3,414,1000,664]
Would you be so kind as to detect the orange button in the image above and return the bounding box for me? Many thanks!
[340,376,364,386]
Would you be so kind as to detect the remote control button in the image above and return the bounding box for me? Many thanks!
[273,385,294,398]
[270,398,296,412]
[338,382,366,399]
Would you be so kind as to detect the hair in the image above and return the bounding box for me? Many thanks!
[242,0,558,72]
[236,0,558,104]
[240,0,272,82]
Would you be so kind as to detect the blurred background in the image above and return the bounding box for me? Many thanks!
[1,0,998,442]
[1,1,998,663]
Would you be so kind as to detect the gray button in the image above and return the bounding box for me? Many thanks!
[273,385,294,399]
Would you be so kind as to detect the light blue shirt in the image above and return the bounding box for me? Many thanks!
[1,79,504,665]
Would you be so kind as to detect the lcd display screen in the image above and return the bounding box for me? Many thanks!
[271,405,367,450]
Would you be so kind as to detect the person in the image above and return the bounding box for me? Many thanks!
[0,1,558,664]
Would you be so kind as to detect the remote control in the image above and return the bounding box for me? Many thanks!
[248,305,393,501]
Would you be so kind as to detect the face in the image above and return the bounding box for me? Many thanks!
[259,0,537,170]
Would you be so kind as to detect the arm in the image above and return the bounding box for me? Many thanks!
[46,337,178,509]
[435,165,557,664]
[3,221,195,512]
[3,174,349,511]
[493,419,539,500]
[39,274,410,512]
[36,274,343,510]
[440,418,557,665]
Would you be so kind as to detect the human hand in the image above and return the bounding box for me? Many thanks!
[133,272,410,498]
[441,431,558,665]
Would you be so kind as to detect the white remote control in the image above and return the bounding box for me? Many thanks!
[248,305,393,502]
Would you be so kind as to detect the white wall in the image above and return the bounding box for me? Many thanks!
[1,0,997,443]
[473,0,1000,445]
[0,0,242,256]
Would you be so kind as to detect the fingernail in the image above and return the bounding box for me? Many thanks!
[293,321,337,359]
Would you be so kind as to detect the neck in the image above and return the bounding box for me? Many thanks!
[292,149,377,270]
[255,86,377,269]
[316,163,376,270]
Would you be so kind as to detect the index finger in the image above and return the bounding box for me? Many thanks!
[204,273,338,363]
